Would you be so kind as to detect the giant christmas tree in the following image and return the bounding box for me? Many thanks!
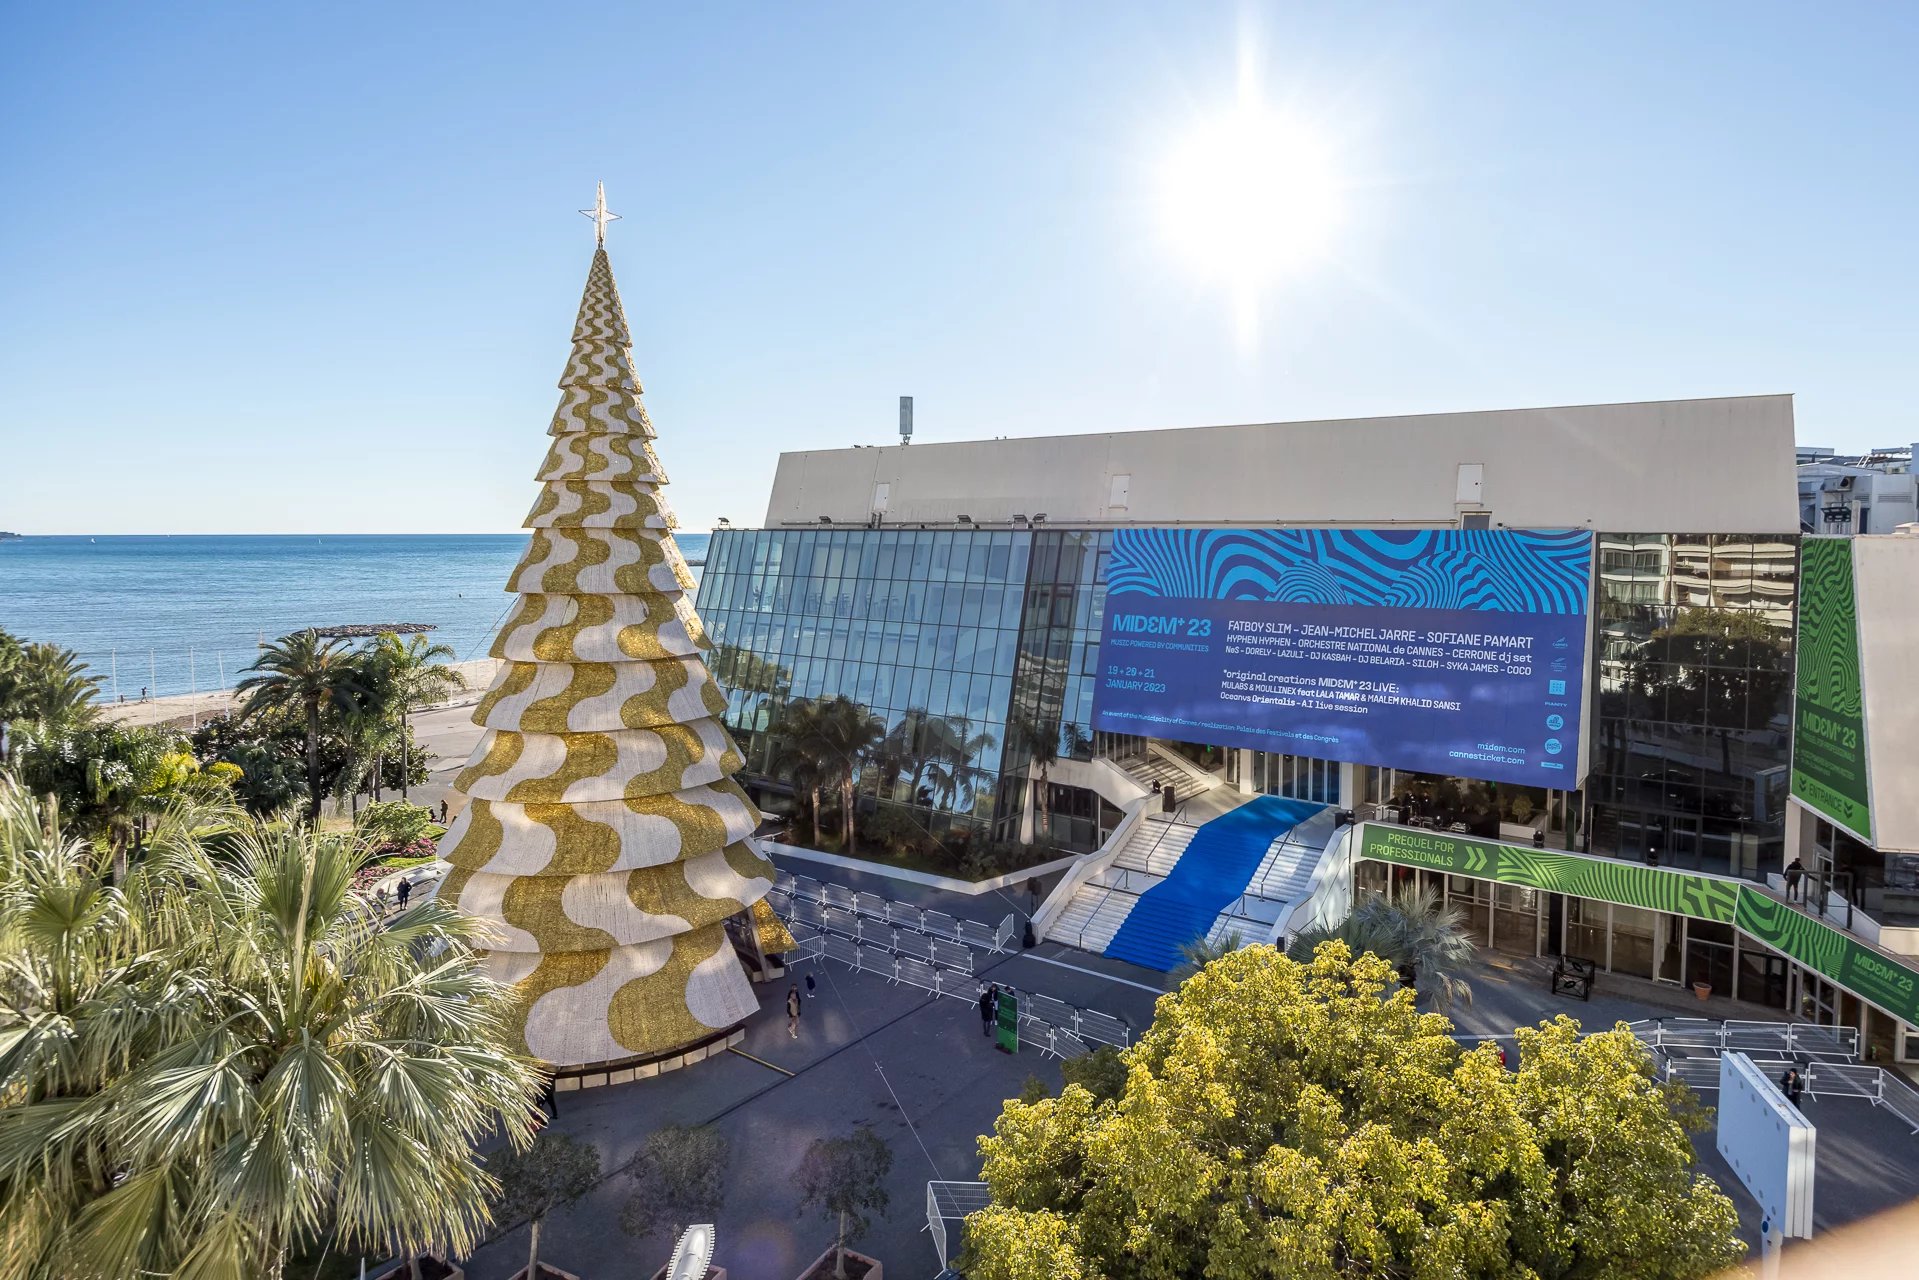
[438,189,789,1070]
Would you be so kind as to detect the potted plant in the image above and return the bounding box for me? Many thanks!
[486,1131,602,1280]
[621,1124,731,1280]
[793,1124,891,1280]
[1692,979,1713,1000]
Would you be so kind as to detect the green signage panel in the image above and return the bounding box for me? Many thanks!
[1734,891,1919,1027]
[995,989,1019,1054]
[1356,825,1739,923]
[1790,537,1872,840]
[1357,824,1919,1027]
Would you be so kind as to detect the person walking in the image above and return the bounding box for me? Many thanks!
[439,800,449,824]
[396,877,412,910]
[804,972,817,1000]
[1784,857,1806,902]
[978,984,998,1038]
[1780,1065,1806,1106]
[786,984,802,1039]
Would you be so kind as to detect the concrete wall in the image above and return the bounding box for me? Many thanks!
[765,395,1799,534]
[1858,536,1919,852]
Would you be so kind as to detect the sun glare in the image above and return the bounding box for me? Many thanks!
[1158,102,1342,314]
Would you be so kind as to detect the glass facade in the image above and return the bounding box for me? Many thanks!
[1583,534,1798,878]
[698,528,1030,851]
[699,524,1800,884]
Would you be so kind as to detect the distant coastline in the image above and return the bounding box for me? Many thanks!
[0,531,22,540]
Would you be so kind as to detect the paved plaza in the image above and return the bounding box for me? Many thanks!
[455,863,1919,1279]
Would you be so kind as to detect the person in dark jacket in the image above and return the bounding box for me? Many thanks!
[1784,858,1806,902]
[978,985,998,1037]
[396,877,412,909]
[1780,1065,1806,1105]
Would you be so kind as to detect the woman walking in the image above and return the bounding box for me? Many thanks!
[786,983,803,1039]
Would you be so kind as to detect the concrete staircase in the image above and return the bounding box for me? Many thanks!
[1045,817,1196,953]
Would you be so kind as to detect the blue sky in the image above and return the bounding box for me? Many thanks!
[2,3,1914,535]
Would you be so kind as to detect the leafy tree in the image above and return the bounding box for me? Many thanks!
[618,1124,730,1248]
[0,777,543,1279]
[358,799,439,849]
[235,631,369,823]
[486,1133,601,1280]
[1057,1045,1127,1104]
[12,722,180,879]
[794,1124,892,1279]
[967,943,1742,1280]
[368,632,465,800]
[1288,885,1477,1012]
[220,739,307,815]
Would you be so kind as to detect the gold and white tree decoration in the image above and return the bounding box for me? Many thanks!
[438,186,789,1069]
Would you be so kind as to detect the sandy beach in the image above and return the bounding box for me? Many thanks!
[100,657,503,729]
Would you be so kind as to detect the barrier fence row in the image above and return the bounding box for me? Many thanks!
[1656,1053,1919,1135]
[1625,1016,1859,1063]
[782,920,1132,1059]
[771,875,1015,954]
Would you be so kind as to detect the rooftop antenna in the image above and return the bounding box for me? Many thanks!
[899,395,914,446]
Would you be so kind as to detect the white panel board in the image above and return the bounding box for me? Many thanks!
[1716,1051,1816,1239]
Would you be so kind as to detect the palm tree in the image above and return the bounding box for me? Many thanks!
[1009,714,1060,838]
[1171,929,1248,982]
[369,633,466,800]
[813,696,884,855]
[1287,886,1476,1012]
[771,699,829,842]
[0,776,543,1279]
[235,631,367,823]
[0,641,100,743]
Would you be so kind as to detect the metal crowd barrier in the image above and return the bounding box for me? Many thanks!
[768,877,1015,954]
[1629,1016,1860,1063]
[783,919,1133,1053]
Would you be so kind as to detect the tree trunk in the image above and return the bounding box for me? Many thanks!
[305,700,322,824]
[374,750,384,802]
[835,1209,849,1280]
[111,822,128,884]
[401,707,411,800]
[525,1215,542,1280]
[810,784,823,843]
[842,776,857,855]
[408,1254,423,1280]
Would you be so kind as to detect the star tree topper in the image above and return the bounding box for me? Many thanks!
[580,181,621,245]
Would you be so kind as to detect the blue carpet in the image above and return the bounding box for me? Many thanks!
[1103,796,1326,972]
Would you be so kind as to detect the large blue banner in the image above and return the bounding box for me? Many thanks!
[1091,529,1593,788]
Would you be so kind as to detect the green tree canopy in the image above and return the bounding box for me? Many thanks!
[966,943,1741,1280]
[0,777,543,1279]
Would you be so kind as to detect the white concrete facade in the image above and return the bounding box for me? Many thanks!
[766,395,1799,534]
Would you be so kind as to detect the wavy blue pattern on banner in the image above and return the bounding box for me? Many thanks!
[1105,528,1591,615]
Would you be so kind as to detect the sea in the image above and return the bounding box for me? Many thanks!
[0,532,710,700]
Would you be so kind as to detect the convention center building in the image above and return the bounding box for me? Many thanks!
[693,394,1919,1061]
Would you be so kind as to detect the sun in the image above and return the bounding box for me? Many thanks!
[1158,102,1342,289]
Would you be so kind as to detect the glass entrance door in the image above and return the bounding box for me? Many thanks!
[1653,914,1683,984]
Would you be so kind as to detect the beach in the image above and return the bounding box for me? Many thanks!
[100,658,503,729]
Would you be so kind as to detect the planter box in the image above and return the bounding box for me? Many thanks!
[508,1266,581,1280]
[372,1257,464,1280]
[795,1245,882,1280]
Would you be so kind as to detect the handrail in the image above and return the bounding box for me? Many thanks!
[1032,795,1152,941]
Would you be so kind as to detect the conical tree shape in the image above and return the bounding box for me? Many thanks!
[438,242,790,1068]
